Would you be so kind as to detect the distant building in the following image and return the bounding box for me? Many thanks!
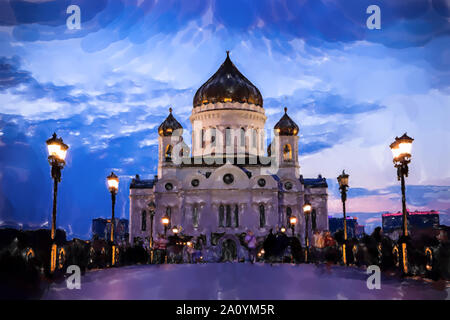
[328,216,363,238]
[356,224,365,237]
[382,210,440,237]
[92,218,129,244]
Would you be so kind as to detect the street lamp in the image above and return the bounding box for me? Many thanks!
[289,216,297,237]
[280,227,286,233]
[107,171,119,266]
[162,216,170,236]
[390,133,414,274]
[172,226,179,234]
[337,170,349,265]
[303,202,312,262]
[46,132,69,273]
[147,201,156,247]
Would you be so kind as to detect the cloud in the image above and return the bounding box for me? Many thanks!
[0,0,448,52]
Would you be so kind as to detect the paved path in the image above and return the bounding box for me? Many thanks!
[43,263,449,300]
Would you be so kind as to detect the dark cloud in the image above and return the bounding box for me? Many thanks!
[0,56,91,104]
[265,90,385,155]
[328,180,450,209]
[0,0,447,50]
[0,56,33,89]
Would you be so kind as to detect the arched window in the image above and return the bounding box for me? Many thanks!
[234,205,239,228]
[141,210,147,231]
[192,207,199,228]
[211,128,216,146]
[283,144,292,161]
[286,207,292,224]
[166,207,172,227]
[219,205,224,227]
[312,209,317,231]
[201,129,205,148]
[226,205,232,227]
[165,145,173,161]
[259,204,265,228]
[260,131,264,150]
[240,128,245,147]
[225,127,231,146]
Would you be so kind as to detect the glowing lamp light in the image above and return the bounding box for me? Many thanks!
[172,226,179,234]
[281,227,286,233]
[46,133,69,162]
[289,216,297,226]
[107,171,119,193]
[303,203,312,215]
[390,133,414,163]
[162,216,170,226]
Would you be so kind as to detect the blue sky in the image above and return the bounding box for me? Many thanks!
[0,0,449,238]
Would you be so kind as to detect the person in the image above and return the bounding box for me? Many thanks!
[245,230,257,263]
[263,229,276,262]
[312,230,324,263]
[159,234,169,263]
[312,230,321,248]
[154,233,168,264]
[193,237,203,263]
[186,241,195,263]
[324,231,336,247]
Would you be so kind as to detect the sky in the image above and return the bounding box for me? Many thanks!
[0,0,449,238]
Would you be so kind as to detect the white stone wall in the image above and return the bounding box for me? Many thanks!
[129,162,329,245]
[190,102,267,157]
[129,101,329,248]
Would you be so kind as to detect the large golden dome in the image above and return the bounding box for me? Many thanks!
[193,52,263,108]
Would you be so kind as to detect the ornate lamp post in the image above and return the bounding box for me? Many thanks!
[337,170,349,265]
[390,133,414,274]
[303,202,312,262]
[46,133,69,273]
[147,201,156,248]
[162,216,170,236]
[147,201,156,264]
[289,216,297,237]
[107,172,119,266]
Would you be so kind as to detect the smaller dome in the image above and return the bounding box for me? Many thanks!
[274,107,299,136]
[158,108,183,136]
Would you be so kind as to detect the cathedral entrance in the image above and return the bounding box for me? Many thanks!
[221,239,237,262]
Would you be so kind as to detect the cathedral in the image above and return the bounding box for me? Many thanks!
[129,52,328,260]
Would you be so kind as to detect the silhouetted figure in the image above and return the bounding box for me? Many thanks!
[263,229,276,262]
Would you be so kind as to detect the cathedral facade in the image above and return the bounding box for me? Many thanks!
[129,52,328,260]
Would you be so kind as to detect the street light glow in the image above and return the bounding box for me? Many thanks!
[289,216,297,225]
[46,133,69,163]
[303,203,312,214]
[390,133,414,163]
[107,171,119,193]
